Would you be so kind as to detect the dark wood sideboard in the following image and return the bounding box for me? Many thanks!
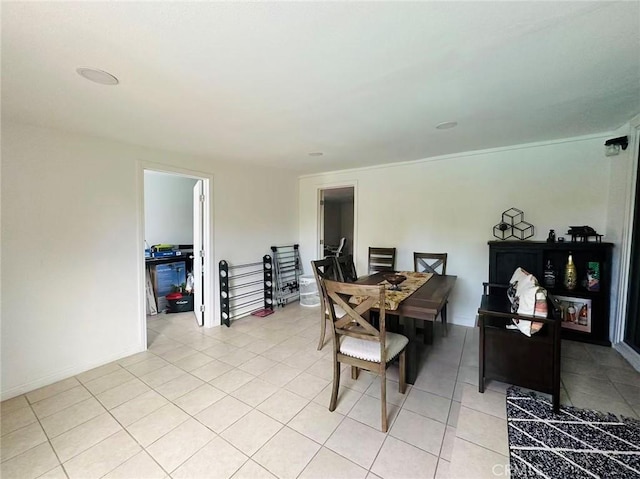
[488,241,613,346]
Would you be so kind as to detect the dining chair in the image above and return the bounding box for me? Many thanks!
[368,247,396,274]
[325,237,347,257]
[311,258,342,350]
[336,254,358,283]
[323,279,407,432]
[414,252,448,334]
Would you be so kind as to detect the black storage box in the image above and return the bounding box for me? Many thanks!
[166,293,194,313]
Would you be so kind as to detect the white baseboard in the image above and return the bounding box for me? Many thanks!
[1,345,146,401]
[613,341,640,373]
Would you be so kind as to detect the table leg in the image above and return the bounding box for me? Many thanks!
[401,316,418,384]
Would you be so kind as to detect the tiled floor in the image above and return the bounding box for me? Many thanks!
[2,304,639,479]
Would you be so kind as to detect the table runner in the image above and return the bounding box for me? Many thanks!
[350,271,433,311]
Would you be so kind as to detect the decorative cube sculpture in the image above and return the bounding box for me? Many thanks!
[502,208,523,226]
[492,208,535,241]
[512,221,535,240]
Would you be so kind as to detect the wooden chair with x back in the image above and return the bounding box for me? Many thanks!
[311,258,341,350]
[323,279,408,432]
[414,252,449,334]
[336,254,358,283]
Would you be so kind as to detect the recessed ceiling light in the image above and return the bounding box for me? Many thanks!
[76,67,119,85]
[435,121,458,130]
[308,152,324,157]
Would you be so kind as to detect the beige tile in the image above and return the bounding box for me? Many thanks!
[96,378,151,410]
[613,382,640,406]
[288,401,345,444]
[173,436,248,479]
[389,409,445,455]
[253,427,320,479]
[606,366,640,387]
[338,371,377,393]
[76,362,122,384]
[348,393,400,431]
[1,404,37,436]
[371,436,438,479]
[195,395,251,433]
[173,383,223,412]
[117,351,157,368]
[325,417,386,469]
[0,442,58,479]
[218,349,257,368]
[123,356,169,377]
[210,369,255,393]
[448,400,461,427]
[201,342,239,359]
[449,437,509,479]
[244,339,279,355]
[402,387,451,423]
[83,368,135,396]
[284,350,324,370]
[237,356,278,376]
[155,373,204,401]
[256,389,309,424]
[259,363,303,387]
[457,366,479,386]
[231,459,276,479]
[62,430,140,479]
[111,390,169,426]
[413,371,456,398]
[299,447,367,479]
[146,418,215,473]
[1,422,47,462]
[1,395,29,415]
[31,386,92,419]
[561,357,608,379]
[126,403,189,447]
[40,397,105,439]
[569,391,638,418]
[440,426,456,461]
[363,377,410,407]
[453,381,465,402]
[457,406,508,455]
[261,345,299,363]
[313,383,363,415]
[103,451,166,479]
[460,383,506,419]
[50,413,122,463]
[285,372,330,400]
[140,364,185,388]
[172,352,215,372]
[158,345,199,363]
[485,379,511,395]
[36,465,67,479]
[435,459,450,479]
[148,339,183,356]
[305,358,336,381]
[562,372,625,402]
[221,410,283,456]
[230,378,279,408]
[190,359,234,382]
[26,378,80,404]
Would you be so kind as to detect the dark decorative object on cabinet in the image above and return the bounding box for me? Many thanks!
[492,208,535,241]
[488,241,613,345]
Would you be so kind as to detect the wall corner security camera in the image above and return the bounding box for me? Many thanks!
[604,136,628,156]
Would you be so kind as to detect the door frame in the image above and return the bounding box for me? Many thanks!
[316,181,358,265]
[613,116,640,369]
[137,161,215,350]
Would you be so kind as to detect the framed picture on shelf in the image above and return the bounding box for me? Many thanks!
[554,295,592,333]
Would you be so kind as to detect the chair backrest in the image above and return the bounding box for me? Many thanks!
[311,258,340,313]
[368,247,396,274]
[323,279,387,360]
[336,254,358,283]
[414,252,447,275]
[335,237,347,256]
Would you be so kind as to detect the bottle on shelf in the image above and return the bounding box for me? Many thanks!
[564,252,577,290]
[543,260,556,288]
[578,304,588,326]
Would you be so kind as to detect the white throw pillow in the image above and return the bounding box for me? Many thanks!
[506,267,547,337]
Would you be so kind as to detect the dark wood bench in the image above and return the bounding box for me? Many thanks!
[478,283,562,412]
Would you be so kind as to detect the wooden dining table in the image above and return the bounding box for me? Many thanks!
[356,271,457,384]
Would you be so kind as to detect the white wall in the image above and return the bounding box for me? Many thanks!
[144,172,198,246]
[1,122,298,399]
[299,135,616,327]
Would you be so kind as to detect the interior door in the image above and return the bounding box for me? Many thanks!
[318,189,325,259]
[193,180,204,326]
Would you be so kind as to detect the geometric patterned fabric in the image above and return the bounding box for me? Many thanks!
[506,386,640,478]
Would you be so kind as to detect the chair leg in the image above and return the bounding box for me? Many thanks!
[399,350,407,394]
[380,366,388,432]
[329,358,340,412]
[351,366,359,380]
[317,313,326,350]
[442,303,448,336]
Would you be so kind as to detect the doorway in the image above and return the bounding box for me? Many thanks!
[319,186,355,260]
[624,140,640,354]
[140,166,214,349]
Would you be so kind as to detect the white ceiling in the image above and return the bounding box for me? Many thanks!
[2,2,639,174]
